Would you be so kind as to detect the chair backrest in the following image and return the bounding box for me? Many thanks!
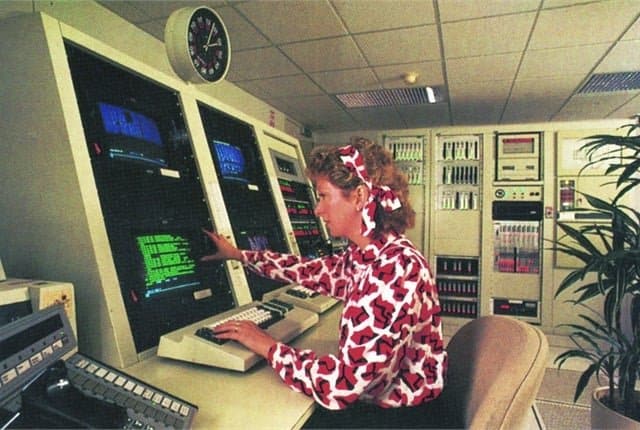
[430,315,548,429]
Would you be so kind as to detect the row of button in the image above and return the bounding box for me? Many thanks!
[70,356,192,419]
[1,338,65,388]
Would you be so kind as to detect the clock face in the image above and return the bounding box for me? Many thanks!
[187,7,230,82]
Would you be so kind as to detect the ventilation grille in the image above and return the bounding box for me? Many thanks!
[579,71,640,93]
[335,87,436,108]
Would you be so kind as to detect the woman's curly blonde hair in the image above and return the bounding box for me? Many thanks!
[305,137,415,236]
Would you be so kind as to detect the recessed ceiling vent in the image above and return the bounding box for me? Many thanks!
[579,71,640,93]
[335,86,437,109]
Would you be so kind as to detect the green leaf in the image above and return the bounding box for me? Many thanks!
[574,363,600,402]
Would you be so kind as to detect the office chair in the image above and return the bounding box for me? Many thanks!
[423,315,548,429]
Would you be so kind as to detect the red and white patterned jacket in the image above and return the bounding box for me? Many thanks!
[241,232,447,410]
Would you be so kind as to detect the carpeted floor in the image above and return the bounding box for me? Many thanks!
[535,368,604,429]
[536,400,590,430]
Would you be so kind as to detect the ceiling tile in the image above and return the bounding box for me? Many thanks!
[502,76,582,122]
[622,16,640,40]
[279,95,344,115]
[125,1,224,21]
[596,39,640,73]
[451,100,504,125]
[261,96,298,116]
[306,111,360,131]
[443,13,536,58]
[216,7,270,51]
[542,0,595,7]
[276,95,356,130]
[348,106,404,129]
[554,91,640,120]
[332,0,435,33]
[235,0,346,44]
[233,80,273,100]
[446,52,521,83]
[374,61,444,88]
[448,79,512,124]
[502,96,567,122]
[529,0,639,50]
[510,75,584,101]
[228,47,300,80]
[448,79,512,104]
[518,44,610,79]
[355,26,441,65]
[438,0,541,22]
[281,36,368,72]
[255,75,324,97]
[311,69,382,94]
[608,93,640,118]
[97,1,151,23]
[396,103,451,128]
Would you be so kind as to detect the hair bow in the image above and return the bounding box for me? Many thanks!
[338,145,401,237]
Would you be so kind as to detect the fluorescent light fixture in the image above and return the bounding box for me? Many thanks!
[335,86,438,109]
[579,71,640,93]
[426,86,436,103]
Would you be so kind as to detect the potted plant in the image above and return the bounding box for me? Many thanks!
[552,121,640,426]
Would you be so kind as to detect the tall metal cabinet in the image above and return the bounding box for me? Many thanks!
[431,134,483,322]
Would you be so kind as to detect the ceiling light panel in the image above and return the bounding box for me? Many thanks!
[335,87,437,109]
[579,71,640,93]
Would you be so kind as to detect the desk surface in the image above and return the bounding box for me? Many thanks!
[125,304,342,430]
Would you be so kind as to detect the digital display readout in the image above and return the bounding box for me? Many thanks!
[502,137,535,154]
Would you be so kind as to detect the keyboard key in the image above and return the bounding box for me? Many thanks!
[194,304,286,345]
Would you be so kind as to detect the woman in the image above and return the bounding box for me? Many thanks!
[202,138,447,428]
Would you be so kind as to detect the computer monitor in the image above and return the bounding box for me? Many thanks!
[97,102,168,168]
[134,231,201,299]
[198,105,290,299]
[212,140,248,183]
[119,227,234,352]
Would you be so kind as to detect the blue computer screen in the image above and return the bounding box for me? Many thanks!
[98,102,167,167]
[212,140,248,182]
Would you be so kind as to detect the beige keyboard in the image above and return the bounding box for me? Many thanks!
[157,299,319,372]
[263,284,339,314]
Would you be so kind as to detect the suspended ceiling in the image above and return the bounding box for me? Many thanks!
[19,1,640,132]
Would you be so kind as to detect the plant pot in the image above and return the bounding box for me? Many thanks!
[592,387,640,429]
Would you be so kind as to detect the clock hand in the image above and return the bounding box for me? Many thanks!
[204,26,215,52]
[203,42,222,49]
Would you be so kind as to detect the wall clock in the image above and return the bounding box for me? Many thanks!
[164,6,231,84]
